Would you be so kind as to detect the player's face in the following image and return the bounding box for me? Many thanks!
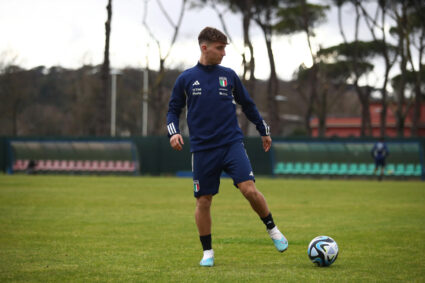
[203,41,226,65]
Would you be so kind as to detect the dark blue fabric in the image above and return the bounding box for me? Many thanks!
[374,158,386,168]
[192,142,255,198]
[371,142,389,160]
[167,62,268,152]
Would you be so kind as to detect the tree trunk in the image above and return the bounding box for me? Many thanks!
[411,65,423,137]
[318,83,327,137]
[379,69,389,137]
[240,2,256,134]
[355,85,372,137]
[12,101,18,136]
[305,64,318,137]
[395,5,407,137]
[410,26,424,136]
[378,5,391,138]
[151,60,167,135]
[98,0,112,136]
[353,1,371,137]
[264,33,280,135]
[256,9,280,135]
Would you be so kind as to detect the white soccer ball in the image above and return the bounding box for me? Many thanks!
[307,236,339,267]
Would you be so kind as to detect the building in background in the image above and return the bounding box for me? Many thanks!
[310,102,425,137]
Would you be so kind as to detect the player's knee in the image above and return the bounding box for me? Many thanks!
[239,181,258,199]
[196,195,212,209]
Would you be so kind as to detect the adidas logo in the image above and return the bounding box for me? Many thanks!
[249,171,254,177]
[192,80,200,86]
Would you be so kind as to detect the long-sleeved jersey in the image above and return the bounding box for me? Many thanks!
[371,142,389,160]
[167,62,269,152]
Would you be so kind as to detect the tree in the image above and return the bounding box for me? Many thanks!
[358,0,398,137]
[318,41,378,136]
[274,0,329,136]
[390,0,425,136]
[0,65,31,135]
[215,0,258,134]
[330,0,376,137]
[143,0,187,135]
[388,1,425,137]
[70,65,101,135]
[97,0,113,136]
[407,1,425,136]
[252,0,283,135]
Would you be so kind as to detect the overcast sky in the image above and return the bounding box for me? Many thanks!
[0,0,382,81]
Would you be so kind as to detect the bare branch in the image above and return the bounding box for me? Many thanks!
[142,0,162,56]
[157,0,176,28]
[358,2,379,40]
[162,0,187,61]
[209,2,243,59]
[336,2,348,43]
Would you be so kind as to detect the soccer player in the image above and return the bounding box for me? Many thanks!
[166,27,288,267]
[371,138,389,181]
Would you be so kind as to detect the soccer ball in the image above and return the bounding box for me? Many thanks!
[307,236,338,267]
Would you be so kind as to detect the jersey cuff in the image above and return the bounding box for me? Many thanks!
[258,120,270,136]
[167,122,179,137]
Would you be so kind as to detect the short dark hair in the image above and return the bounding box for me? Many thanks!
[198,27,228,45]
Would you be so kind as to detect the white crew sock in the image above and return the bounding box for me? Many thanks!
[267,226,283,240]
[202,249,214,260]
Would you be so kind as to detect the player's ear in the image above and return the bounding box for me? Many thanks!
[200,42,208,52]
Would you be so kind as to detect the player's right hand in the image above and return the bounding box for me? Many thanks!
[170,134,184,151]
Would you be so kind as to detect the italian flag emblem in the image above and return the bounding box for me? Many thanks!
[219,77,228,87]
[194,180,200,192]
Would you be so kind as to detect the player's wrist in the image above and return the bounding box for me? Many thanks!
[168,132,181,139]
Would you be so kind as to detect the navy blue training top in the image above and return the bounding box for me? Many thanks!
[167,62,270,152]
[371,142,389,160]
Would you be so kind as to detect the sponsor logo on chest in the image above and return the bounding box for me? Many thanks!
[192,80,202,95]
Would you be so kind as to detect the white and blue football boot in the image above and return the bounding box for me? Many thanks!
[199,249,214,267]
[268,227,288,252]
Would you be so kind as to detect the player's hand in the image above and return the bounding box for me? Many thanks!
[170,134,184,151]
[262,135,272,152]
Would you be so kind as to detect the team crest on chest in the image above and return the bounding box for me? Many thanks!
[219,76,228,87]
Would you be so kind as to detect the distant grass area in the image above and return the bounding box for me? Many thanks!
[0,175,424,282]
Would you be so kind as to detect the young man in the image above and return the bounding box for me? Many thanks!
[371,138,389,181]
[166,27,288,267]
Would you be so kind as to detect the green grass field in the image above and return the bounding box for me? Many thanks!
[0,175,424,282]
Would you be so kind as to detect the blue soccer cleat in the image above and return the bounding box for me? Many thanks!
[268,227,288,252]
[199,257,214,267]
[199,249,214,267]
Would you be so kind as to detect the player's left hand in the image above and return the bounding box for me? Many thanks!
[262,135,272,152]
[170,134,184,151]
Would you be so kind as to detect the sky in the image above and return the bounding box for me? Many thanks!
[0,0,387,81]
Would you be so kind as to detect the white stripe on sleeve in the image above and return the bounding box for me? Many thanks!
[263,120,270,136]
[168,122,177,135]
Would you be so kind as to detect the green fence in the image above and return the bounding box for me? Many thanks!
[5,138,139,174]
[272,141,424,178]
[132,136,272,176]
[10,140,136,161]
[0,136,424,179]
